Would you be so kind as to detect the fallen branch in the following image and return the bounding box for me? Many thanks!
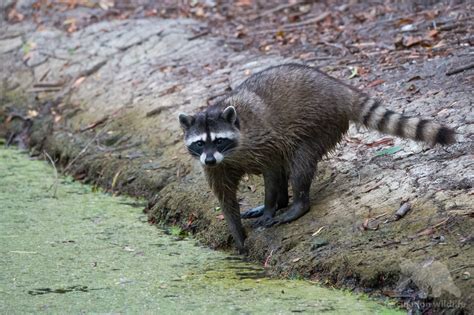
[446,63,474,76]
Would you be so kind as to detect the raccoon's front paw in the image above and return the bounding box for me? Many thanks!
[241,205,265,219]
[252,214,278,228]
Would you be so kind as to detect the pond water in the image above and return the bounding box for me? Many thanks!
[0,148,402,314]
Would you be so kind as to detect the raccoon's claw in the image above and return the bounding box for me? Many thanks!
[252,214,278,228]
[241,205,265,219]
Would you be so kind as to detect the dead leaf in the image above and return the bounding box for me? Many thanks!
[63,18,77,33]
[63,18,76,25]
[194,7,205,17]
[27,110,39,119]
[73,77,86,88]
[427,29,438,38]
[144,9,158,17]
[366,79,385,88]
[7,9,24,22]
[395,17,414,27]
[361,218,369,230]
[236,0,252,6]
[98,0,114,10]
[433,40,447,49]
[275,30,285,39]
[263,45,272,52]
[405,36,423,47]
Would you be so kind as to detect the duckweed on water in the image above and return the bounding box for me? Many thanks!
[0,148,403,314]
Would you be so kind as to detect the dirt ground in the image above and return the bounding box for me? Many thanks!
[1,0,473,313]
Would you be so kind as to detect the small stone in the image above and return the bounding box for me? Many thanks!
[311,238,329,250]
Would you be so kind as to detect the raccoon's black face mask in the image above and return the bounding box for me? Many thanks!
[179,106,240,167]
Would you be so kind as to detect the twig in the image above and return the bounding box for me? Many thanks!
[39,69,51,82]
[373,212,389,220]
[187,30,209,41]
[446,63,474,76]
[33,82,64,88]
[410,244,431,252]
[264,249,274,268]
[431,217,450,229]
[44,151,59,198]
[451,264,474,273]
[80,116,109,132]
[28,87,62,93]
[64,124,108,173]
[374,240,401,248]
[311,226,326,236]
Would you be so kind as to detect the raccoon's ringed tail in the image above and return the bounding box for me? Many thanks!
[357,97,455,146]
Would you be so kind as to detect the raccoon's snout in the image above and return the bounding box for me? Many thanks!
[205,155,216,166]
[200,152,224,167]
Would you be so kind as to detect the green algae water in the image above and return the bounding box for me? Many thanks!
[0,148,402,314]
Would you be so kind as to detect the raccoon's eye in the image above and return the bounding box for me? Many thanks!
[215,138,224,145]
[196,141,205,147]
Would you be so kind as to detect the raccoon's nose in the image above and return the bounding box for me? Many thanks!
[205,155,217,166]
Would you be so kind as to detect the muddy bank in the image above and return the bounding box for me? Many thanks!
[1,5,473,313]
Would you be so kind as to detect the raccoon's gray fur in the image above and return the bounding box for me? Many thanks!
[178,63,455,252]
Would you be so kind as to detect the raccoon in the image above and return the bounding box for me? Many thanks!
[178,63,455,252]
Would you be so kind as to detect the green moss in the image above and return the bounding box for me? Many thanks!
[0,148,403,314]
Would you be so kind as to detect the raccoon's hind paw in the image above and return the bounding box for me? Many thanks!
[274,202,310,224]
[241,205,265,219]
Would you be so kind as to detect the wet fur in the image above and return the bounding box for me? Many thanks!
[181,63,456,252]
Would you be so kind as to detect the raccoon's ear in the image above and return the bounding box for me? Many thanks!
[178,113,195,129]
[222,106,237,125]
